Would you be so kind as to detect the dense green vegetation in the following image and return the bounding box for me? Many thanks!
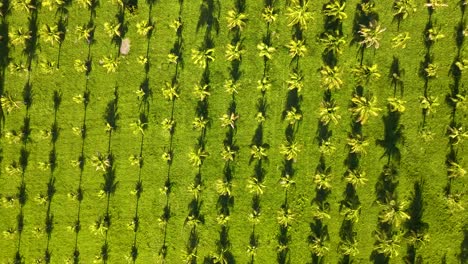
[0,0,467,263]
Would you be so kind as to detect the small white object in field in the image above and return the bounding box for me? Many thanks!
[120,38,131,55]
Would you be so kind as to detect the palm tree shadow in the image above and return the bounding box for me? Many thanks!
[460,226,468,263]
[376,111,404,164]
[196,0,220,35]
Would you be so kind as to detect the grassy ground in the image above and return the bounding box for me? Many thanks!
[0,0,467,263]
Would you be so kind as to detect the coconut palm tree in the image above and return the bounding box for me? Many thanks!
[319,33,346,55]
[257,76,272,92]
[445,193,464,212]
[224,79,239,95]
[8,27,31,47]
[349,93,382,124]
[319,140,336,155]
[39,24,63,46]
[247,177,265,195]
[89,218,109,236]
[220,113,239,129]
[130,118,147,135]
[76,25,94,43]
[134,20,153,37]
[373,230,401,258]
[344,168,368,187]
[340,204,361,223]
[192,116,208,131]
[447,124,468,145]
[318,99,341,125]
[100,55,119,73]
[378,199,410,227]
[424,63,438,78]
[257,42,276,60]
[280,141,300,160]
[338,240,359,256]
[285,107,302,125]
[262,6,277,24]
[216,180,232,196]
[393,0,416,20]
[447,161,466,179]
[251,145,267,160]
[351,64,381,84]
[313,169,332,191]
[311,205,331,220]
[0,94,21,114]
[191,48,215,69]
[309,234,329,257]
[286,72,304,92]
[103,21,122,38]
[189,148,209,167]
[91,153,110,172]
[387,97,406,113]
[450,93,468,112]
[193,84,210,101]
[424,0,448,10]
[358,22,386,49]
[226,9,247,31]
[419,95,439,115]
[11,0,35,12]
[347,134,369,155]
[320,65,343,90]
[286,39,307,58]
[277,208,295,228]
[391,32,411,49]
[323,0,347,22]
[225,42,245,61]
[187,183,202,200]
[162,81,179,101]
[221,146,236,161]
[286,0,313,30]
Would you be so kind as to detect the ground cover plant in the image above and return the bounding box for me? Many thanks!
[0,0,468,263]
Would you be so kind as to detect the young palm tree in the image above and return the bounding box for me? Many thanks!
[11,0,35,13]
[320,33,346,55]
[226,9,247,31]
[349,93,382,124]
[257,42,276,60]
[319,140,336,155]
[320,65,343,90]
[424,63,438,78]
[279,174,296,190]
[130,119,147,135]
[286,0,313,30]
[191,48,215,69]
[450,93,468,112]
[318,99,341,125]
[76,25,94,43]
[286,39,307,58]
[424,0,448,10]
[91,153,111,172]
[225,42,245,61]
[340,204,361,223]
[257,76,272,92]
[39,24,63,46]
[351,64,381,84]
[323,0,347,22]
[224,79,239,95]
[358,22,386,49]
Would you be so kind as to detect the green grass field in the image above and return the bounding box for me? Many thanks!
[0,0,467,263]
